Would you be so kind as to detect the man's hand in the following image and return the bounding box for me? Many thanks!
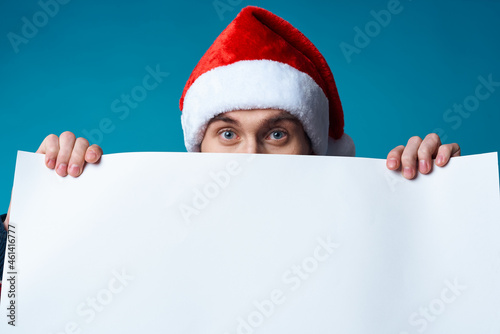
[4,131,103,230]
[36,131,103,177]
[386,133,461,180]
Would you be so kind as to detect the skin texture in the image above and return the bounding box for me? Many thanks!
[386,134,461,179]
[36,131,103,178]
[200,109,313,155]
[2,110,460,230]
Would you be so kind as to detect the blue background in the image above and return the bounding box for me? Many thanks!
[1,0,499,213]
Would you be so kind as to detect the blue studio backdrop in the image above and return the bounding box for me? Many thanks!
[1,0,499,213]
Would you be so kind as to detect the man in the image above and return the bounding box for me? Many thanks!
[0,6,459,290]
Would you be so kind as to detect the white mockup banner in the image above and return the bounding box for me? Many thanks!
[1,151,500,333]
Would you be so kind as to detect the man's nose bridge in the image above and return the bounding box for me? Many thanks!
[239,137,260,154]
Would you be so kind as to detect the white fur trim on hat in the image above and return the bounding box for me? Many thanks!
[325,134,355,157]
[181,59,330,154]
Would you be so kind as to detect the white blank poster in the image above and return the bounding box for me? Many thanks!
[1,151,500,333]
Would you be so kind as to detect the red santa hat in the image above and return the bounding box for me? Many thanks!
[180,6,355,156]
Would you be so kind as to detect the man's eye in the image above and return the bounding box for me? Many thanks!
[269,131,286,140]
[221,130,236,140]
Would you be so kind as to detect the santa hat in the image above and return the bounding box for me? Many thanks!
[180,6,355,156]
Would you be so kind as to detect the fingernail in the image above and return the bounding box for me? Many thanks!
[69,164,80,176]
[436,155,444,165]
[56,164,67,175]
[419,160,428,173]
[388,158,397,169]
[403,167,413,179]
[47,158,56,169]
[87,151,97,161]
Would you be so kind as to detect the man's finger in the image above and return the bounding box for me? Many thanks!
[436,143,461,167]
[36,134,59,169]
[386,145,405,170]
[85,144,103,164]
[68,137,90,177]
[417,133,442,174]
[401,136,423,179]
[55,131,76,177]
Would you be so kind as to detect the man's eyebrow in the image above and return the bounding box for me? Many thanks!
[206,111,301,127]
[263,112,302,127]
[207,114,239,126]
